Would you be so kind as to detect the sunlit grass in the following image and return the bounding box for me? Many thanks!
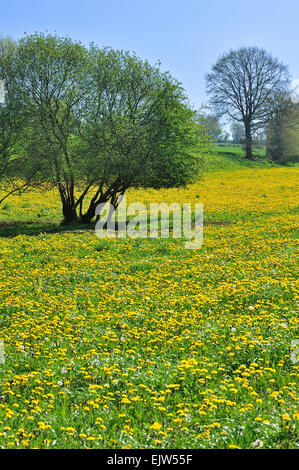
[0,166,298,448]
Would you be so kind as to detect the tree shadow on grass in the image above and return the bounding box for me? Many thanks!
[0,220,96,238]
[0,218,235,239]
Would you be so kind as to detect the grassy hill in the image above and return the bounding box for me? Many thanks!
[205,144,275,172]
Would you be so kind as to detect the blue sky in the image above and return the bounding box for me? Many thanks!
[1,0,298,109]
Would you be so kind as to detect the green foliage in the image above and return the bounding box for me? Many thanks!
[78,46,209,193]
[267,99,299,163]
[2,33,209,223]
[0,37,33,200]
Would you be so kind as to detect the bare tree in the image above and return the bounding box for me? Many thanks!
[206,47,290,159]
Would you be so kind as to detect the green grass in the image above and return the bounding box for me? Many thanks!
[0,162,298,449]
[205,144,275,172]
[212,144,266,156]
[0,214,298,448]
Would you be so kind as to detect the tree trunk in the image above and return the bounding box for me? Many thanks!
[80,183,126,225]
[244,121,253,159]
[80,193,119,225]
[61,203,78,225]
[58,182,78,225]
[80,203,97,224]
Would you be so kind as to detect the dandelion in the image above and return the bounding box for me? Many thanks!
[150,422,162,431]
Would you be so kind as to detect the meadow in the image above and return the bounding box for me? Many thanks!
[0,151,298,449]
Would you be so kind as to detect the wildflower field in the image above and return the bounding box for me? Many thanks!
[0,167,298,449]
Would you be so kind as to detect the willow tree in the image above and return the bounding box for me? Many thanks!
[16,34,209,224]
[76,46,208,224]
